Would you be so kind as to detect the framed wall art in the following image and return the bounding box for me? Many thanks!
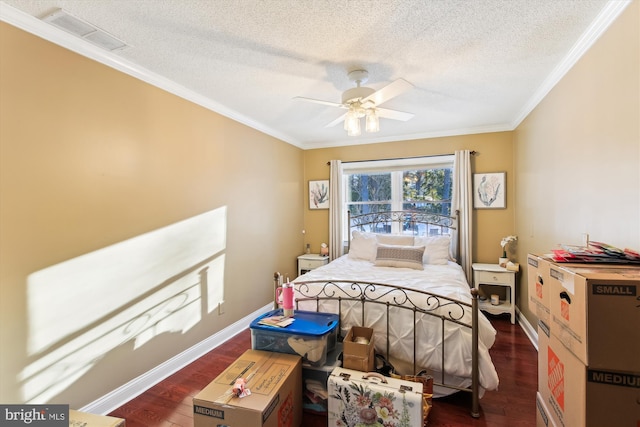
[473,172,506,209]
[309,180,329,209]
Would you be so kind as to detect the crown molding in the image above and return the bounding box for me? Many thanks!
[0,2,301,147]
[301,123,513,150]
[510,1,632,129]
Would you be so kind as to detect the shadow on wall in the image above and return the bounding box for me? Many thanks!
[19,207,228,404]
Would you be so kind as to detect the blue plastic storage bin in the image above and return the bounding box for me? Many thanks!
[250,309,339,366]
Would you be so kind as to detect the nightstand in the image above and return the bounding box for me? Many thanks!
[297,254,329,276]
[472,263,517,324]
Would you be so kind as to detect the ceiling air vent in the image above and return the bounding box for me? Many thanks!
[42,9,128,52]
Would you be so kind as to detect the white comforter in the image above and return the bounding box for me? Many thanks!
[294,255,499,395]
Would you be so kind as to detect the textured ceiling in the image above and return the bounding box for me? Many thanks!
[0,0,627,149]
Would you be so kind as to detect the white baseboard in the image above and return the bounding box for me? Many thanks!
[516,306,538,351]
[80,303,272,415]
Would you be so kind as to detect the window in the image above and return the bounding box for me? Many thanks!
[342,155,454,236]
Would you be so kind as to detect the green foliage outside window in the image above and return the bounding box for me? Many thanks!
[402,169,452,216]
[347,168,452,217]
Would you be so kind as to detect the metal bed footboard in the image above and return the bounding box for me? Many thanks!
[275,276,481,418]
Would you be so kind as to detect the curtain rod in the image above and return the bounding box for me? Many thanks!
[326,151,476,165]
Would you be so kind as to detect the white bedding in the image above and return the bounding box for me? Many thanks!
[293,255,500,395]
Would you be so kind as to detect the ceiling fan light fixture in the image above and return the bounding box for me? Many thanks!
[344,109,356,131]
[365,109,380,133]
[346,111,361,136]
[295,69,414,136]
[347,122,361,137]
[342,87,375,105]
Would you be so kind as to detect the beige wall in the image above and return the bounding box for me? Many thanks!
[513,2,639,325]
[0,23,303,406]
[302,132,516,264]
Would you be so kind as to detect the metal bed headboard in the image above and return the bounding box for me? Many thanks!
[347,210,459,257]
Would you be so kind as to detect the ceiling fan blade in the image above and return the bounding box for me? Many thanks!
[362,78,414,106]
[294,96,344,108]
[377,107,414,121]
[325,113,347,128]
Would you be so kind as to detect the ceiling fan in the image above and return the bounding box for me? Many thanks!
[295,69,415,136]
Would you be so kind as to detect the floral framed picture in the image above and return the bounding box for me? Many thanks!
[309,180,329,209]
[473,172,506,209]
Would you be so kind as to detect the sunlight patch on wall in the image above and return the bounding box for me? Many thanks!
[204,255,225,314]
[20,207,227,403]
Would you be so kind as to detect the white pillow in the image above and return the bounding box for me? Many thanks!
[414,235,451,265]
[348,231,378,260]
[376,234,415,246]
[374,244,425,270]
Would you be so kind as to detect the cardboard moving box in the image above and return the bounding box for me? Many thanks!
[535,391,558,427]
[546,263,640,370]
[69,410,125,427]
[527,254,551,328]
[538,325,640,427]
[343,326,375,372]
[193,350,302,427]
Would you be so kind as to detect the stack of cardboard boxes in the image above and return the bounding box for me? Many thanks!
[528,254,640,427]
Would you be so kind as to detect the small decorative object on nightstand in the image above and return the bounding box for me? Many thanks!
[472,263,517,324]
[298,253,329,276]
[320,242,329,257]
[499,235,517,267]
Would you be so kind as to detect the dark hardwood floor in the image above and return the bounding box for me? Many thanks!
[109,315,537,426]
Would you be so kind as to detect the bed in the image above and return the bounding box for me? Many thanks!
[275,211,499,417]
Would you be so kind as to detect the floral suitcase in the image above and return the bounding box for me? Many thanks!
[328,367,424,427]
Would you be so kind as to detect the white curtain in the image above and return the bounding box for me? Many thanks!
[329,160,343,261]
[452,150,473,284]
